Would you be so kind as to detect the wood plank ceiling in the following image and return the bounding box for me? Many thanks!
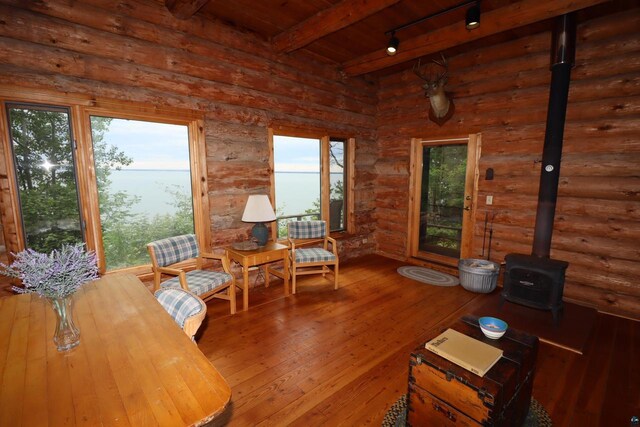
[166,0,618,77]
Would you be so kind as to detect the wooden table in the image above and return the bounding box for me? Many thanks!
[0,274,231,426]
[226,241,290,311]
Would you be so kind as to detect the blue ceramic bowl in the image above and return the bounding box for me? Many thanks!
[479,316,508,339]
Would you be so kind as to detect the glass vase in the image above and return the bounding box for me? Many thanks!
[48,295,81,351]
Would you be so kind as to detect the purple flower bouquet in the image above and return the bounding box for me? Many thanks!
[1,243,98,298]
[1,243,99,351]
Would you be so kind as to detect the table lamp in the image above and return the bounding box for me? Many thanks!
[241,195,276,246]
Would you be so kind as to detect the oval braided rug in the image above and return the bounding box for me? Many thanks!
[397,266,459,287]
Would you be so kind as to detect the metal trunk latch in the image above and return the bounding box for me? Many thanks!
[445,370,455,381]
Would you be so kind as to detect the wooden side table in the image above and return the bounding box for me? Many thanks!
[225,241,290,311]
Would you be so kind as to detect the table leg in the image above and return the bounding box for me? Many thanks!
[242,261,249,311]
[283,252,290,296]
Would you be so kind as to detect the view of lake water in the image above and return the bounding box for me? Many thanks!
[108,170,342,217]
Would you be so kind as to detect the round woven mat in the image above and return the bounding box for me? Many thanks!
[397,266,459,287]
[382,394,552,427]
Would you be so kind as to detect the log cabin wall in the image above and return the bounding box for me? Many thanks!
[374,7,640,319]
[0,0,378,291]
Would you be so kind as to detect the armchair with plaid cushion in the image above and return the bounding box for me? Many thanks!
[286,220,339,294]
[154,288,207,341]
[147,234,236,314]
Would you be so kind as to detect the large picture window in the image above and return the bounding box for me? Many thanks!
[90,116,194,270]
[271,130,353,238]
[273,135,321,238]
[1,91,208,275]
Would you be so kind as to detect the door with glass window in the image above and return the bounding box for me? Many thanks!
[409,136,479,265]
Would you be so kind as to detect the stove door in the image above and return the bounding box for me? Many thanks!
[506,267,555,307]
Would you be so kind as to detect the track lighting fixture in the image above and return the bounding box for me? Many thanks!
[466,2,481,30]
[386,32,399,56]
[383,0,481,54]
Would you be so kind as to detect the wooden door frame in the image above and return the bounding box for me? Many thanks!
[407,134,481,267]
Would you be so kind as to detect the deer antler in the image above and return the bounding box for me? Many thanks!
[413,58,430,82]
[414,54,449,83]
[431,53,448,83]
[432,53,447,68]
[432,53,449,83]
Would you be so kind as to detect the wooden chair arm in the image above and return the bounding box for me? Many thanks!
[200,251,223,260]
[326,236,338,254]
[154,267,188,290]
[174,271,188,290]
[200,251,233,275]
[157,266,183,276]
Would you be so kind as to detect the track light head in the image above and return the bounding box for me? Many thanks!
[386,33,399,56]
[465,3,481,30]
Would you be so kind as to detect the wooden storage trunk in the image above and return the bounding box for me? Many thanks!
[407,315,538,426]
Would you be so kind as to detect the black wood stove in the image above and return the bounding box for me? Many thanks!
[503,254,568,322]
[501,15,575,322]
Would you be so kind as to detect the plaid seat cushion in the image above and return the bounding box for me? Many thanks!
[148,234,199,267]
[161,269,232,296]
[289,220,326,239]
[295,248,336,263]
[154,288,205,328]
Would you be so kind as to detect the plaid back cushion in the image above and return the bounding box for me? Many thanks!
[289,221,326,239]
[154,288,205,328]
[149,234,199,267]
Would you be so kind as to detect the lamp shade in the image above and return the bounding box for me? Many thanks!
[242,195,276,223]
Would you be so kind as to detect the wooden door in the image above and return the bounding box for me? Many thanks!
[408,135,480,266]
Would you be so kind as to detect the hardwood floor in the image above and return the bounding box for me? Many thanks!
[199,254,640,426]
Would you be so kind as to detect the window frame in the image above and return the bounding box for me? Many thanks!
[0,87,209,276]
[3,102,86,253]
[268,127,355,239]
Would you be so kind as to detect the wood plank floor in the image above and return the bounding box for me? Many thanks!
[199,254,640,426]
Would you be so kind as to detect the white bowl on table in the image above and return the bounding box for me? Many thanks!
[479,316,508,339]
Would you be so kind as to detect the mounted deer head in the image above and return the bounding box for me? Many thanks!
[414,54,455,126]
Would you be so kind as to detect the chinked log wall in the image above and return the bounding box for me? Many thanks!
[0,0,378,273]
[375,7,640,319]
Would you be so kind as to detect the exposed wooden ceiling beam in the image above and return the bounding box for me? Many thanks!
[272,0,402,53]
[342,0,611,76]
[165,0,210,20]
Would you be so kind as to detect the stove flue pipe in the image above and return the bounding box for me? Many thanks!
[532,13,577,258]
